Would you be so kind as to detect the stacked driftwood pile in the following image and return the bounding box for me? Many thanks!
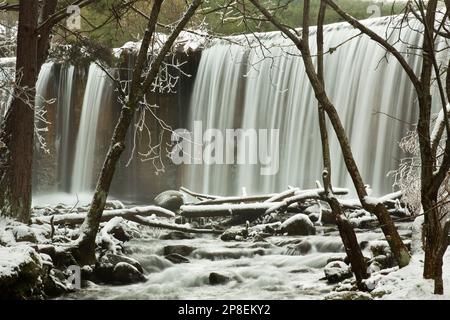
[31,185,407,239]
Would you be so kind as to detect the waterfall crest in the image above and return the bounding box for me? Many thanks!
[184,16,426,196]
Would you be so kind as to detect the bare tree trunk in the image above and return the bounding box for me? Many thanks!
[75,0,203,265]
[314,0,368,289]
[0,0,38,223]
[248,0,410,268]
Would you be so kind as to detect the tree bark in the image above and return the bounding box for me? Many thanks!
[0,0,39,223]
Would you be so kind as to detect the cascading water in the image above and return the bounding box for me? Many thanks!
[55,64,75,191]
[184,16,427,196]
[71,63,113,194]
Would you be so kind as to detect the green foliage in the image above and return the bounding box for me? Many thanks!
[59,0,406,47]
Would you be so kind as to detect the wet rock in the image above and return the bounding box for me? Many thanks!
[320,209,336,225]
[160,231,194,240]
[165,253,190,264]
[323,261,353,283]
[163,245,196,256]
[154,190,185,212]
[112,262,146,285]
[308,213,319,223]
[220,227,246,241]
[93,262,115,283]
[103,253,144,273]
[42,272,70,298]
[280,214,316,236]
[209,272,231,285]
[0,245,45,299]
[286,240,312,255]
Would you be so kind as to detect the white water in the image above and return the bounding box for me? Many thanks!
[56,64,75,191]
[71,64,113,193]
[66,227,408,300]
[184,16,427,196]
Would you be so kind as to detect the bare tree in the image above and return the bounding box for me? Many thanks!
[241,0,411,269]
[320,0,450,295]
[0,0,96,223]
[74,0,203,265]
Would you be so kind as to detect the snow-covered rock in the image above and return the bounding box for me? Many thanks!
[0,245,45,299]
[280,214,316,236]
[323,261,353,283]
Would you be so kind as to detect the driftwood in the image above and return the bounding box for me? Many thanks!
[186,186,349,206]
[180,187,222,200]
[180,202,276,218]
[125,215,222,234]
[32,206,176,225]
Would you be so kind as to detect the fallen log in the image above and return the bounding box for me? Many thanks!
[180,202,277,218]
[125,215,222,234]
[192,187,349,206]
[32,206,176,225]
[180,187,222,200]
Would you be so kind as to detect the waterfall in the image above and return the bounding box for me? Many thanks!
[56,64,75,191]
[71,63,113,194]
[184,16,428,196]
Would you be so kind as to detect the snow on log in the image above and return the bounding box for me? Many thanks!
[180,187,223,200]
[125,215,222,234]
[189,187,349,206]
[32,206,176,225]
[180,202,278,218]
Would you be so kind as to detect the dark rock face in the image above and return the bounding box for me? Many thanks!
[209,272,231,285]
[165,253,190,264]
[112,262,146,285]
[163,245,196,257]
[160,231,194,240]
[154,190,185,212]
[280,214,316,236]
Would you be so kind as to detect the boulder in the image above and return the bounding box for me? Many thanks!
[163,245,196,256]
[280,214,316,236]
[323,261,353,283]
[320,209,336,225]
[0,245,45,299]
[154,190,185,212]
[11,225,38,243]
[165,253,190,264]
[209,272,231,285]
[112,262,146,285]
[220,227,246,241]
[104,254,144,273]
[160,231,194,240]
